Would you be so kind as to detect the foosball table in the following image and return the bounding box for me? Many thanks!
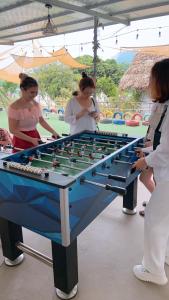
[0,130,143,299]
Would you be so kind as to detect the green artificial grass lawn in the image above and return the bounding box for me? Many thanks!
[0,111,147,138]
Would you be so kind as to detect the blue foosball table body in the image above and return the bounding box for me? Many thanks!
[0,131,143,298]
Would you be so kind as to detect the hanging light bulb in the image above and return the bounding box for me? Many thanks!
[159,27,161,37]
[81,44,83,52]
[115,36,118,44]
[136,29,139,39]
[42,4,57,36]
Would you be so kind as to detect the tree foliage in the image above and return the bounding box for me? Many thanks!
[76,55,127,84]
[0,54,139,110]
[34,63,78,102]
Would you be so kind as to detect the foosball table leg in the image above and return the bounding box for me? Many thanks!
[0,218,24,266]
[122,178,138,215]
[52,238,78,299]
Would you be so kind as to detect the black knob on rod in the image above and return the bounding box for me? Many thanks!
[92,171,127,182]
[105,184,126,195]
[80,178,127,196]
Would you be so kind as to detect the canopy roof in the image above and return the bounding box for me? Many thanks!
[1,1,169,44]
[12,47,88,69]
[0,42,88,84]
[119,52,167,90]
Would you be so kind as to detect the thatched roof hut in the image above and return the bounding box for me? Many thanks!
[119,52,167,91]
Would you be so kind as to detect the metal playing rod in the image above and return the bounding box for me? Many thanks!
[121,155,130,159]
[113,159,133,165]
[47,147,100,160]
[77,137,125,144]
[39,151,93,165]
[127,150,135,154]
[32,157,84,171]
[16,242,53,267]
[95,172,127,182]
[73,142,115,152]
[74,138,121,147]
[81,178,126,195]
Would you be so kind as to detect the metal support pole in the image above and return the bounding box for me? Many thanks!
[16,242,53,267]
[93,16,99,80]
[93,16,99,101]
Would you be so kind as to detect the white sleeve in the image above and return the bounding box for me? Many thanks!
[145,111,169,168]
[64,100,76,125]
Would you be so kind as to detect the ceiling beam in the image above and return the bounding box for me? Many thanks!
[14,20,115,43]
[0,10,73,32]
[35,0,129,25]
[0,0,30,13]
[132,10,169,22]
[0,0,127,34]
[108,1,169,16]
[0,17,94,40]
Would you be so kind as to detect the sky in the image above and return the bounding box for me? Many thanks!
[1,14,169,60]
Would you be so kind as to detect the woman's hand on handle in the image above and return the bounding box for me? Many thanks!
[132,157,148,171]
[30,137,41,146]
[52,131,61,139]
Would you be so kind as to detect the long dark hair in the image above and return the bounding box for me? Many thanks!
[150,59,169,103]
[19,73,38,90]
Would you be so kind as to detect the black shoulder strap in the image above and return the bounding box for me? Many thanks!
[155,104,168,132]
[153,104,168,150]
[91,97,96,107]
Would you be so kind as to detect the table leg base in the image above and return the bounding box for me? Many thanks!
[56,285,78,299]
[122,208,137,215]
[4,254,24,266]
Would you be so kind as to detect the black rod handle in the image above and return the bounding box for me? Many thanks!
[107,174,126,182]
[130,167,136,174]
[105,184,127,195]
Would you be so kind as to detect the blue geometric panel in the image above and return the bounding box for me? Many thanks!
[0,171,62,244]
[69,179,119,241]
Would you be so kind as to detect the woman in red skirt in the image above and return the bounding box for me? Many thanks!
[8,73,60,151]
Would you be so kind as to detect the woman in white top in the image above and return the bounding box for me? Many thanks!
[133,58,169,285]
[64,72,100,135]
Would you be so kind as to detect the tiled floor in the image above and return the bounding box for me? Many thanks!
[0,182,168,300]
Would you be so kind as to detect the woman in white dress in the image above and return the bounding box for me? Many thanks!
[64,72,100,135]
[133,58,169,285]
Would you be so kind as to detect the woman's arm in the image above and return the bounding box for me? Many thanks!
[39,116,60,138]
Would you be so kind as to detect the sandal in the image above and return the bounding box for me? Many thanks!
[139,210,145,217]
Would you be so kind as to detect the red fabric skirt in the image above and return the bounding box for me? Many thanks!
[12,129,40,152]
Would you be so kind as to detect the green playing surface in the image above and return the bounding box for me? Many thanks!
[30,139,120,176]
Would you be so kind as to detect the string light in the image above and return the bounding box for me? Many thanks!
[15,23,169,56]
[158,27,161,37]
[136,29,139,39]
[99,22,104,30]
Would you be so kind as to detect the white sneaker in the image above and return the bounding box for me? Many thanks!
[133,265,168,285]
